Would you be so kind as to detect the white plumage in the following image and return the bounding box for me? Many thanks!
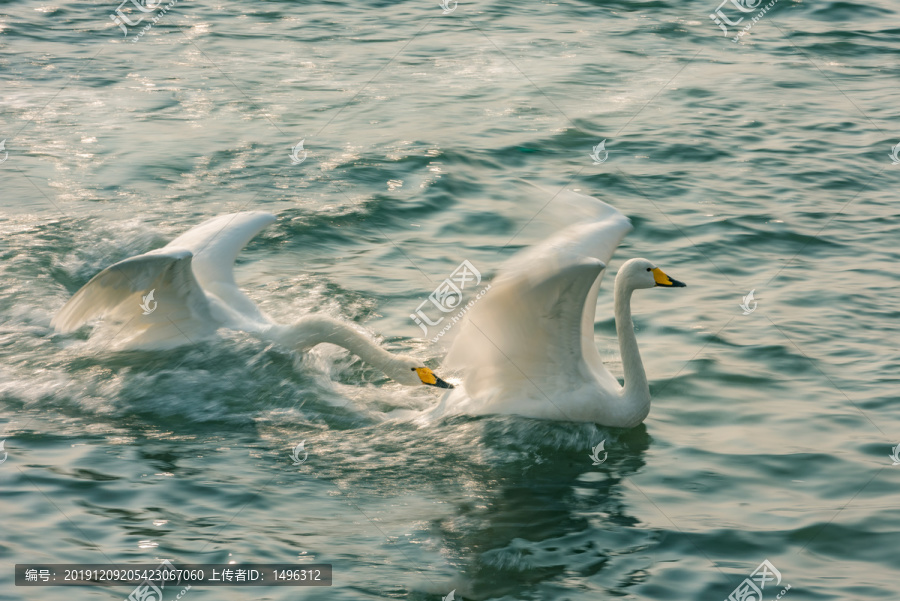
[437,188,686,427]
[52,212,275,348]
[52,212,453,389]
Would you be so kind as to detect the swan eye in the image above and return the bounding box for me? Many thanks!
[646,267,651,272]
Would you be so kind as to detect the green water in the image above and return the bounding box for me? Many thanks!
[2,0,899,599]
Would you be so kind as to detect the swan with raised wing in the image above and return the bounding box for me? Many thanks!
[51,212,452,389]
[436,189,685,427]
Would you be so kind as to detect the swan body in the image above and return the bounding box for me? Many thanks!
[51,212,451,389]
[440,189,685,427]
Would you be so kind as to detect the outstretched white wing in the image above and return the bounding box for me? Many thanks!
[51,211,277,349]
[444,189,632,399]
[50,249,218,348]
[162,211,277,325]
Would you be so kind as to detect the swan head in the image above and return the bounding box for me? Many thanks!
[619,258,686,290]
[390,355,454,388]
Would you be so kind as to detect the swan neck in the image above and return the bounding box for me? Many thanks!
[269,316,406,380]
[614,275,649,400]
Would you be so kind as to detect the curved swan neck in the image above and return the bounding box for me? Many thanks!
[613,273,649,400]
[267,316,408,381]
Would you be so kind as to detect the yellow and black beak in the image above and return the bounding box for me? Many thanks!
[652,267,686,288]
[413,367,454,389]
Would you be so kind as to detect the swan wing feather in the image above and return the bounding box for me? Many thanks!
[163,211,276,288]
[162,211,277,324]
[51,249,218,348]
[445,189,632,400]
[445,255,604,401]
[498,190,632,378]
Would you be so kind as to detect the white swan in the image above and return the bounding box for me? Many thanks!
[51,212,452,389]
[438,189,685,427]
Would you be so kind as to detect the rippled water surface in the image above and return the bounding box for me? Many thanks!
[2,0,900,599]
